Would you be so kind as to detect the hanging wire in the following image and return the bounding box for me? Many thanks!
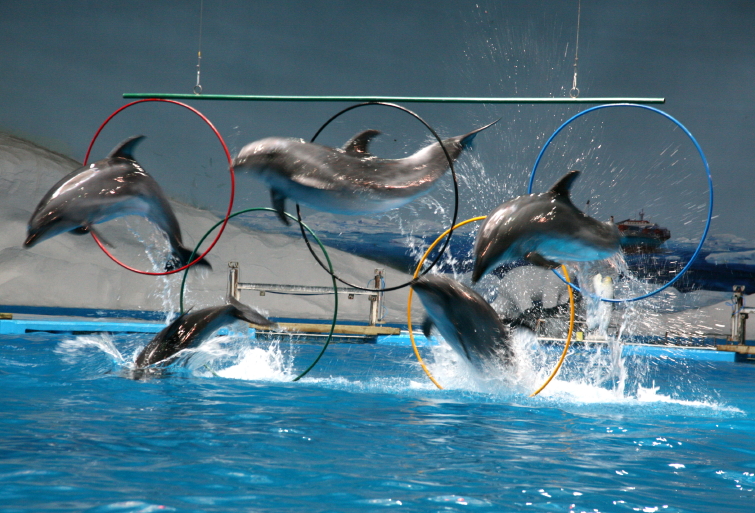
[569,0,582,98]
[194,0,204,94]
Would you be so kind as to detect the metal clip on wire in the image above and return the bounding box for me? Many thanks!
[194,52,202,95]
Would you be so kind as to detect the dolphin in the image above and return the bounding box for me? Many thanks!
[135,297,276,369]
[412,274,514,371]
[232,120,498,224]
[25,135,210,271]
[472,170,621,283]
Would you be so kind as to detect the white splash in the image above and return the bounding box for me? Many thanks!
[55,334,127,366]
[217,339,295,381]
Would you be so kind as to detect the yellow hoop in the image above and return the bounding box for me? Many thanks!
[406,216,575,396]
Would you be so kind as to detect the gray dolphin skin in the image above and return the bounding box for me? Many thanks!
[232,120,498,224]
[412,274,514,371]
[135,297,276,369]
[24,135,210,271]
[472,170,621,283]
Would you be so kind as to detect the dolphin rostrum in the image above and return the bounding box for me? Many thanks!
[135,297,276,369]
[232,121,498,224]
[472,170,620,283]
[25,135,210,271]
[412,274,514,371]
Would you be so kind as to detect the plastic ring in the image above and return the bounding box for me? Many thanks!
[406,216,576,397]
[295,101,460,293]
[178,207,338,382]
[83,99,235,276]
[528,103,713,303]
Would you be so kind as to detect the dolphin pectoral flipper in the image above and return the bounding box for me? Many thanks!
[72,226,117,248]
[107,135,146,160]
[270,189,290,225]
[342,129,381,156]
[524,252,561,269]
[421,316,434,339]
[227,296,277,328]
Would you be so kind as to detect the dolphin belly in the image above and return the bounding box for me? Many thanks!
[260,168,421,215]
[533,236,618,262]
[84,195,153,226]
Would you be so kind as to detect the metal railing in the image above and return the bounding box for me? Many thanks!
[227,262,385,326]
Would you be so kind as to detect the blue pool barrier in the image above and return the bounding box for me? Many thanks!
[0,319,256,338]
[0,319,165,335]
[0,318,735,362]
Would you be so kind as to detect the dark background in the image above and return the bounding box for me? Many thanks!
[1,0,752,240]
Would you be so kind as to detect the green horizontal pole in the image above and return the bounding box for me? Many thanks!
[123,93,665,104]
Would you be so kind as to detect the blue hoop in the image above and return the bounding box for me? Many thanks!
[528,103,713,303]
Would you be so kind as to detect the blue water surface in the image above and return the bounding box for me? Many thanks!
[1,332,754,513]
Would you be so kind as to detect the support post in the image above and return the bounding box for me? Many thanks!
[368,268,385,326]
[228,262,240,301]
[731,285,746,344]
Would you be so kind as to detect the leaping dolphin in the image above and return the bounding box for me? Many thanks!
[25,135,210,271]
[412,274,514,372]
[232,121,498,224]
[135,297,276,369]
[472,170,620,283]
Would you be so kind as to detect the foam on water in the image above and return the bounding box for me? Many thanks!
[217,338,296,381]
[52,315,739,416]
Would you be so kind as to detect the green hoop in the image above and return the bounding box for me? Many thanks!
[179,208,338,381]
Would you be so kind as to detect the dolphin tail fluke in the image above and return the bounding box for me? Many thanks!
[166,244,212,272]
[227,296,277,328]
[458,118,500,150]
[270,190,290,225]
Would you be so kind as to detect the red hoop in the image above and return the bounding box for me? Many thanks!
[83,99,235,275]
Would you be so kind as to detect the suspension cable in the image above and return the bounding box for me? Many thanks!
[570,0,582,98]
[194,0,204,94]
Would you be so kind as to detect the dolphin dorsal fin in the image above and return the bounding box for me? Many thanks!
[227,295,277,328]
[342,129,381,157]
[107,135,146,160]
[548,170,581,198]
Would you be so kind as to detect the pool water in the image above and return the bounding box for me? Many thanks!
[1,331,754,512]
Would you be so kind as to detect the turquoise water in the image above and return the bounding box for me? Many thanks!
[2,331,754,512]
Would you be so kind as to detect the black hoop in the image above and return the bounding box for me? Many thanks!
[295,101,460,293]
